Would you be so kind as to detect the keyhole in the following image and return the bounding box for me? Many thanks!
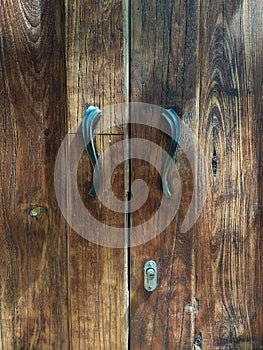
[146,268,155,279]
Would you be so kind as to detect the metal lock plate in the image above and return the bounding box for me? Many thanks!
[144,260,157,292]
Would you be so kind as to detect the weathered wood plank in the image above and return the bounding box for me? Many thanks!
[194,0,263,348]
[130,0,263,348]
[0,0,68,348]
[1,0,262,348]
[65,0,126,132]
[129,0,200,348]
[65,0,128,348]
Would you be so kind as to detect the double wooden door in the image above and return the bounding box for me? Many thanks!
[0,0,262,349]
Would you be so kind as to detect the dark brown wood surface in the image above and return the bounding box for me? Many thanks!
[130,0,263,349]
[0,0,262,349]
[130,0,200,348]
[194,1,263,348]
[0,0,69,348]
[65,0,128,348]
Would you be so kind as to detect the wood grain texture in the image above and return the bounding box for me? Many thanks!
[0,0,68,348]
[65,0,126,130]
[194,0,263,348]
[130,0,200,348]
[65,0,128,348]
[130,0,263,349]
[1,0,262,348]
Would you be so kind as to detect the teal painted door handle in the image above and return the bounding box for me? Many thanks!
[82,105,180,199]
[161,109,181,198]
[82,105,102,197]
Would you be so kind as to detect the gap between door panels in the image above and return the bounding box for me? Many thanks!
[123,0,131,349]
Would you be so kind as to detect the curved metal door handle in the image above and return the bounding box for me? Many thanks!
[82,106,102,197]
[161,108,181,198]
[82,106,180,198]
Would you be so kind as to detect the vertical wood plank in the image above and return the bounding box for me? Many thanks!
[66,0,126,128]
[65,0,128,348]
[194,0,263,348]
[0,0,68,348]
[130,0,263,348]
[130,0,200,348]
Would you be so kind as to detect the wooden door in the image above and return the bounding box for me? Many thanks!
[129,0,263,349]
[0,0,128,348]
[0,0,262,349]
